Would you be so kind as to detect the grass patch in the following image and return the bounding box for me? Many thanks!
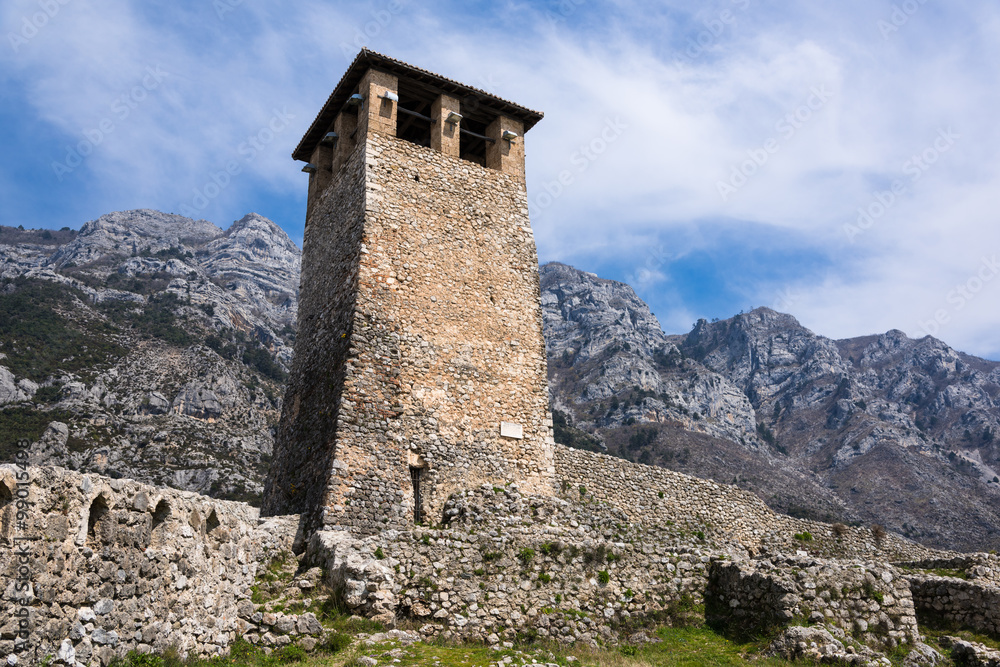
[101,622,829,667]
[354,626,794,666]
[920,624,1000,650]
[922,568,968,580]
[108,640,314,667]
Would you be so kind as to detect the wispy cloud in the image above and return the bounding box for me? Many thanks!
[2,0,1000,359]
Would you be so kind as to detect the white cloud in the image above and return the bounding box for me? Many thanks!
[3,0,1000,357]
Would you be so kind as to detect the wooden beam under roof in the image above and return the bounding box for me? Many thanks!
[293,48,543,162]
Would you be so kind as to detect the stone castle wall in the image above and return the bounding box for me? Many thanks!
[2,456,986,667]
[906,574,1000,637]
[895,554,1000,587]
[0,466,299,666]
[707,556,920,649]
[295,446,954,648]
[305,483,728,647]
[553,444,940,561]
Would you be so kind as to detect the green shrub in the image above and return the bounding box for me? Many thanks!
[33,384,63,403]
[862,583,885,604]
[242,344,287,382]
[538,573,551,584]
[274,644,308,663]
[109,652,164,667]
[794,531,814,542]
[0,407,76,462]
[552,409,603,452]
[518,548,535,566]
[322,633,352,654]
[100,292,194,347]
[598,570,611,584]
[374,547,385,560]
[228,639,258,663]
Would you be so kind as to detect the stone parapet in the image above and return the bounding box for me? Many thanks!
[707,555,920,649]
[0,466,300,665]
[553,444,943,561]
[907,575,1000,638]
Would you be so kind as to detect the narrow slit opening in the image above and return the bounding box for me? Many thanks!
[87,494,110,546]
[410,466,424,524]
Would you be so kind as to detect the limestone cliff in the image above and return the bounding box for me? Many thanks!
[0,210,300,502]
[541,262,1000,553]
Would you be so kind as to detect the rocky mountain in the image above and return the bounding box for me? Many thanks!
[542,262,1000,552]
[4,214,998,551]
[0,210,300,501]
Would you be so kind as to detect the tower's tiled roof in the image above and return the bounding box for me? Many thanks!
[293,48,544,162]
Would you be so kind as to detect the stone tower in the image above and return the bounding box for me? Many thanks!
[262,50,554,535]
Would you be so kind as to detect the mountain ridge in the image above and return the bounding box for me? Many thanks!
[542,261,1000,551]
[0,209,300,500]
[2,212,997,551]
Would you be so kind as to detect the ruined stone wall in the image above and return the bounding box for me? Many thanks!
[306,483,727,646]
[553,444,941,561]
[0,466,299,666]
[707,556,920,649]
[300,471,943,649]
[907,575,1000,638]
[895,554,1000,587]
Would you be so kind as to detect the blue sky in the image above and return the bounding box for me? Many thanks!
[3,1,1000,360]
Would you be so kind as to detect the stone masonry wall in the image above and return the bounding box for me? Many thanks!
[895,554,1000,587]
[0,466,299,666]
[261,130,368,530]
[306,483,733,647]
[300,128,555,537]
[303,464,945,650]
[906,575,1000,638]
[707,556,920,649]
[554,444,942,561]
